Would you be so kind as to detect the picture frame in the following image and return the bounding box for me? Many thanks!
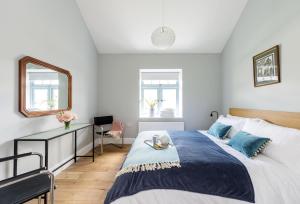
[253,45,280,87]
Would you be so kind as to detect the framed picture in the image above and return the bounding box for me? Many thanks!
[253,45,280,87]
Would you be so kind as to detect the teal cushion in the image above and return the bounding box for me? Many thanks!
[208,122,232,139]
[228,131,271,158]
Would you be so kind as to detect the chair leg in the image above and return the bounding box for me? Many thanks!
[49,172,55,204]
[101,132,104,154]
[119,134,124,148]
[94,133,103,155]
[38,196,42,204]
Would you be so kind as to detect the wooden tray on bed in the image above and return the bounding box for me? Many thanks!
[144,140,170,150]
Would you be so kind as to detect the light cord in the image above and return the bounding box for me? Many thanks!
[161,0,165,27]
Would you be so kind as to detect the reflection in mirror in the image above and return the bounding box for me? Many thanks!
[26,63,69,111]
[19,56,72,117]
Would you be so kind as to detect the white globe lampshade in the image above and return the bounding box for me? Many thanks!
[151,26,176,49]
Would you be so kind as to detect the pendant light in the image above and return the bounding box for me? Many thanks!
[151,0,175,49]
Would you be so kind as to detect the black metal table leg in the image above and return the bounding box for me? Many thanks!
[13,140,18,176]
[13,124,93,174]
[92,125,95,162]
[74,130,77,163]
[45,141,49,169]
[44,193,48,204]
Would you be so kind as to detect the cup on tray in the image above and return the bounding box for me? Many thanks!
[153,135,159,145]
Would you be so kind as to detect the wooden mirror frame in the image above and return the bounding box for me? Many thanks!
[19,56,72,117]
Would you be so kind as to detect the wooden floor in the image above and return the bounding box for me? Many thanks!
[27,145,130,204]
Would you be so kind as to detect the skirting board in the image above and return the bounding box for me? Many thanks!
[50,137,135,176]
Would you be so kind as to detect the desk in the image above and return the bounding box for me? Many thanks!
[13,123,94,176]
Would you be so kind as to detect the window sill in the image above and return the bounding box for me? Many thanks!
[139,117,183,122]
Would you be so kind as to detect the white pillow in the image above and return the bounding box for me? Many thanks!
[226,114,248,122]
[227,114,265,124]
[216,116,246,138]
[242,119,300,174]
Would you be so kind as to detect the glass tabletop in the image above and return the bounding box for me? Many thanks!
[16,123,92,141]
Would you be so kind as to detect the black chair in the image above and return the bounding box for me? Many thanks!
[0,152,54,204]
[94,116,124,154]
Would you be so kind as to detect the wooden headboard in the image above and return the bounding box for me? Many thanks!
[229,108,300,130]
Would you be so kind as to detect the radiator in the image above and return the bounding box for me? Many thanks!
[138,121,184,132]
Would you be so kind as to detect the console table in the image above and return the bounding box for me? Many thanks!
[13,123,94,176]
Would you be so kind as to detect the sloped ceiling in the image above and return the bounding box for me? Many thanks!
[76,0,248,53]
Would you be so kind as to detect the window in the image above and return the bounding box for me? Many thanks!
[139,69,182,118]
[30,79,59,110]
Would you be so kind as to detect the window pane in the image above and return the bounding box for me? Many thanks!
[142,80,178,85]
[157,80,177,85]
[50,80,59,85]
[167,80,177,84]
[143,80,152,85]
[52,89,59,109]
[33,80,43,85]
[161,89,177,111]
[151,80,160,85]
[143,89,157,115]
[32,89,48,110]
[159,80,167,84]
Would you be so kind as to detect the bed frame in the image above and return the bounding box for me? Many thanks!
[229,108,300,130]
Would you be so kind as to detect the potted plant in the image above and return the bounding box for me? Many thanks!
[56,111,78,129]
[146,99,158,117]
[47,100,55,110]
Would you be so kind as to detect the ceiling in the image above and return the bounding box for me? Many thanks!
[76,0,248,54]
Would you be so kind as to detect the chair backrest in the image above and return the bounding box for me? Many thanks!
[111,120,124,132]
[94,116,113,126]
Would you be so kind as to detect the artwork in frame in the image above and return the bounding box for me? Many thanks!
[253,45,280,87]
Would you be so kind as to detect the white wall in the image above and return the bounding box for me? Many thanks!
[98,54,221,138]
[221,0,300,113]
[0,0,98,179]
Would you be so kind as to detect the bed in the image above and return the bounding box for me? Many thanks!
[105,108,300,204]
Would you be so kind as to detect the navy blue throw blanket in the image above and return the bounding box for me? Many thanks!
[105,131,255,204]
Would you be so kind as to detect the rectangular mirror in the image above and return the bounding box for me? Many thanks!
[19,56,72,117]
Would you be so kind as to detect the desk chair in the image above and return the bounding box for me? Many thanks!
[94,116,124,154]
[0,152,54,204]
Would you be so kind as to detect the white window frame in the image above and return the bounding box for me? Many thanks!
[139,69,182,118]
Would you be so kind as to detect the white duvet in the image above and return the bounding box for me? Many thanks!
[112,131,300,204]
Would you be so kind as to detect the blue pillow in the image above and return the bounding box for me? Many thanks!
[208,122,232,139]
[228,131,271,158]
